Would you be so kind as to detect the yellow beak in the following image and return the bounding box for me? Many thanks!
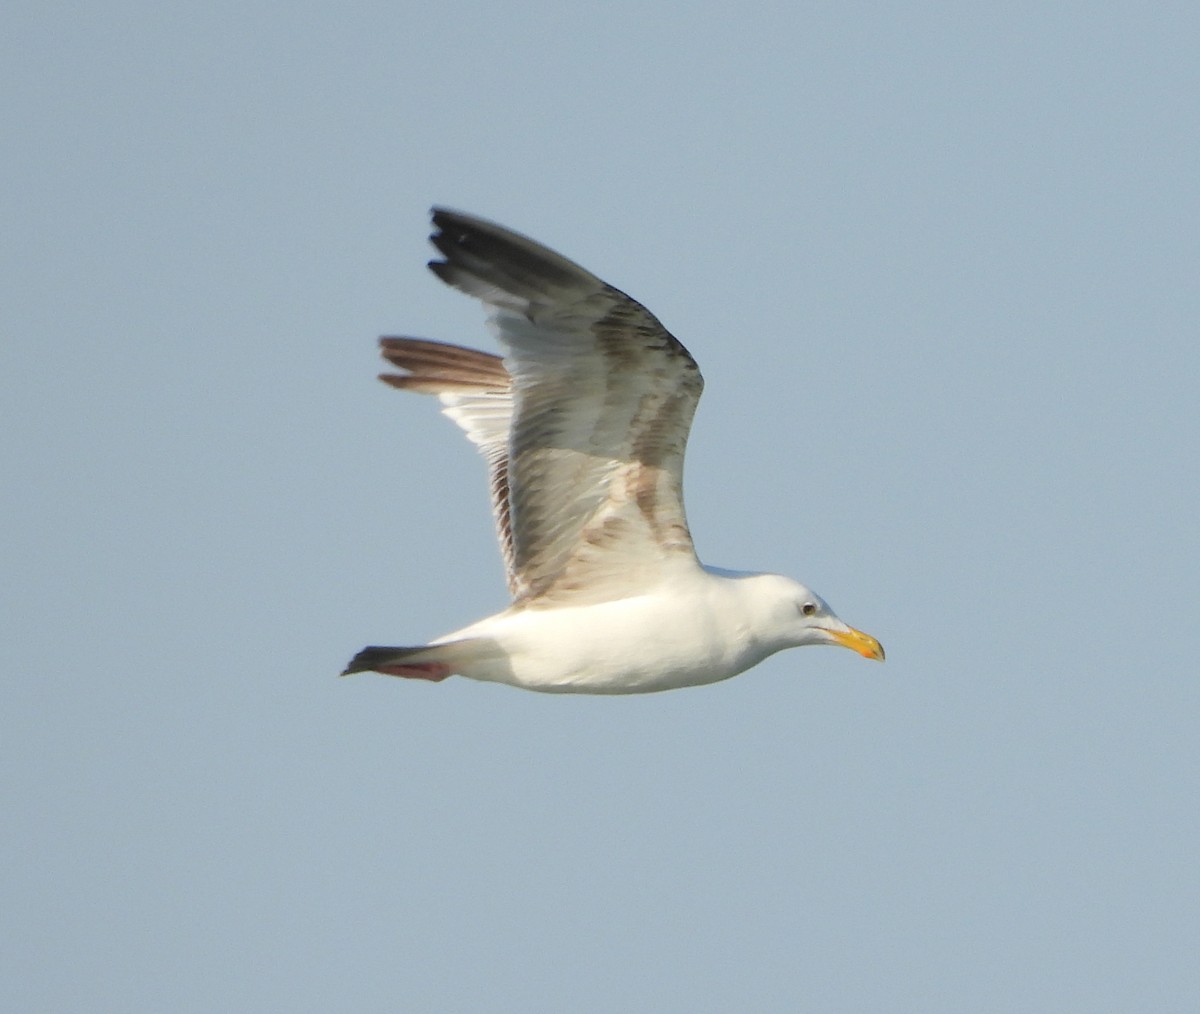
[826,626,885,661]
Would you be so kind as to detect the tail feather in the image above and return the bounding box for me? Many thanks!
[341,638,493,680]
[342,644,440,676]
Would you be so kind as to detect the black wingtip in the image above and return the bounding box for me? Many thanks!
[429,206,482,248]
[425,208,590,298]
[430,205,472,228]
[427,259,454,284]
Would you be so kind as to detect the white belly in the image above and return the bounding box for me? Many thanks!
[437,584,770,694]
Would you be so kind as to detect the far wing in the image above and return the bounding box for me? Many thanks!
[377,337,519,596]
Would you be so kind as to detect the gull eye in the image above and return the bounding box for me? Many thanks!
[800,601,818,617]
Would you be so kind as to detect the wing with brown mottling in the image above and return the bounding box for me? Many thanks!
[426,208,705,605]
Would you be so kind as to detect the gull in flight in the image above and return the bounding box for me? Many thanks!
[343,209,883,693]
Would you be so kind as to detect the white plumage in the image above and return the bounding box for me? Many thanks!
[343,209,883,693]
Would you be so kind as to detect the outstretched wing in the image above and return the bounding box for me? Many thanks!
[385,208,706,606]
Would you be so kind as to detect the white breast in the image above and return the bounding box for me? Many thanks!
[436,567,773,694]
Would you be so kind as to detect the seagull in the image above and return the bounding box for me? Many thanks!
[343,208,883,693]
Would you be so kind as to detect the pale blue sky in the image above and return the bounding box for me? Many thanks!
[3,2,1198,1010]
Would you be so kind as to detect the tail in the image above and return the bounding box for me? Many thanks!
[340,640,483,681]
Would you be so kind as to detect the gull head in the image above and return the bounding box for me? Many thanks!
[740,572,885,661]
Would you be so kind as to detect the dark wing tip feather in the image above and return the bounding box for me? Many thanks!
[426,259,463,289]
[427,207,601,303]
